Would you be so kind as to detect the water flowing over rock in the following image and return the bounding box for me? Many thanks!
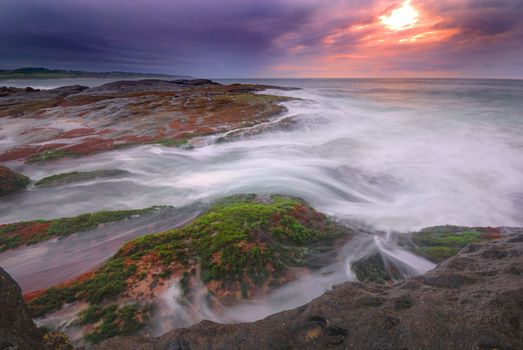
[94,232,523,350]
[0,79,296,163]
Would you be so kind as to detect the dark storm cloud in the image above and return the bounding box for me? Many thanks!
[0,0,522,77]
[0,0,321,76]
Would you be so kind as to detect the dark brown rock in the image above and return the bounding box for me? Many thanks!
[0,267,72,349]
[0,164,30,196]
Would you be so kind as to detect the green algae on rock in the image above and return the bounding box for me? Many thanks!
[26,195,352,332]
[0,206,164,252]
[0,164,30,196]
[78,303,153,344]
[351,254,402,284]
[401,225,502,263]
[35,169,129,187]
[27,150,79,163]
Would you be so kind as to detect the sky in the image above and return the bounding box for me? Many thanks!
[1,0,522,78]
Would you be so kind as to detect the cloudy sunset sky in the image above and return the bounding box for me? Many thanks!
[1,0,522,78]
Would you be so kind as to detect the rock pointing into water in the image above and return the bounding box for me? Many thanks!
[0,164,30,196]
[0,79,297,163]
[94,232,523,350]
[0,267,72,349]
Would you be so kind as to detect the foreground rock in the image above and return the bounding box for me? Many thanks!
[95,231,523,350]
[0,267,72,349]
[0,164,30,196]
[0,79,296,162]
[0,206,163,252]
[25,195,352,345]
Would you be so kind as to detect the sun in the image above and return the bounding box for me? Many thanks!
[380,0,419,31]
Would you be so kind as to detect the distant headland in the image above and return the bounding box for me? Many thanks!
[0,67,191,80]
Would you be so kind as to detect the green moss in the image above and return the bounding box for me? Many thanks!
[77,304,104,325]
[83,303,150,344]
[8,172,31,190]
[155,138,189,147]
[46,208,159,236]
[351,254,401,284]
[407,230,483,262]
[27,150,78,163]
[29,258,138,317]
[179,272,190,296]
[0,206,162,252]
[29,195,351,317]
[35,169,128,187]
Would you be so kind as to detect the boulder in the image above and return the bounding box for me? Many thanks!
[0,165,30,196]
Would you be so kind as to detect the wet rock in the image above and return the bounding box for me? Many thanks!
[351,254,401,284]
[481,248,508,259]
[399,226,505,263]
[35,169,129,187]
[0,79,296,162]
[26,195,353,344]
[422,274,476,288]
[216,116,298,143]
[94,233,523,350]
[0,164,30,196]
[0,85,88,118]
[0,267,72,349]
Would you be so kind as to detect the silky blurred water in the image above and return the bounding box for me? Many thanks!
[4,77,522,336]
[2,78,522,232]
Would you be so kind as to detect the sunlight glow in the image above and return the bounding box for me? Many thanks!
[380,0,419,31]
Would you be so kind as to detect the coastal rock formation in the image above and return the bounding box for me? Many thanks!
[0,267,72,350]
[24,195,352,344]
[94,232,523,350]
[0,206,164,252]
[0,164,30,196]
[34,169,129,187]
[0,79,296,162]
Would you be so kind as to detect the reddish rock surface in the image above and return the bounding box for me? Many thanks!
[0,80,295,162]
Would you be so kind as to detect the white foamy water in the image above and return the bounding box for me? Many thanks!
[2,78,523,334]
[2,78,522,231]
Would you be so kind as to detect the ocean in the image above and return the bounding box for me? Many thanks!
[2,78,522,230]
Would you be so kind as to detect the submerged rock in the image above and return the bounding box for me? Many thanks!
[35,169,129,187]
[400,225,504,262]
[95,232,523,350]
[0,206,163,252]
[0,164,30,196]
[351,254,401,284]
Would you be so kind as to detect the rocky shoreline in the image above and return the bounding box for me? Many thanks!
[94,231,523,350]
[0,79,297,163]
[1,231,521,349]
[1,79,522,349]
